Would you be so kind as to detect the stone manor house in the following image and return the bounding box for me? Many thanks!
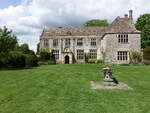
[40,10,141,64]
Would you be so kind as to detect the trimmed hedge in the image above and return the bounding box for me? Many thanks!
[0,51,38,68]
[143,47,150,60]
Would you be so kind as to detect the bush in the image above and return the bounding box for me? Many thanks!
[96,59,104,64]
[39,48,53,61]
[4,51,26,68]
[25,54,38,67]
[143,47,150,60]
[129,52,142,64]
[39,51,51,61]
[88,59,97,63]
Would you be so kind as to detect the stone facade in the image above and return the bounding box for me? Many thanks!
[40,10,141,64]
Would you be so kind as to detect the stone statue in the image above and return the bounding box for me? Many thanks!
[102,67,118,86]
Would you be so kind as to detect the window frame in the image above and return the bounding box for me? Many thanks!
[53,50,59,60]
[89,49,97,59]
[76,49,84,60]
[117,51,128,61]
[77,38,83,46]
[91,38,97,46]
[53,39,58,47]
[118,34,128,44]
[44,39,49,48]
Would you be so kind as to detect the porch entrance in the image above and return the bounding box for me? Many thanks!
[65,55,69,64]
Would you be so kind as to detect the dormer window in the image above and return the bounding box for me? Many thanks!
[118,34,128,44]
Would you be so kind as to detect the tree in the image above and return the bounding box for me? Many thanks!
[141,25,150,47]
[135,14,150,48]
[83,19,109,27]
[19,44,30,54]
[37,43,40,54]
[0,26,18,53]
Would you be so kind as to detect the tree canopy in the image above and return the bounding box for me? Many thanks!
[135,14,150,48]
[0,27,18,53]
[83,19,109,27]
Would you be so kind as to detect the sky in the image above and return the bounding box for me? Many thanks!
[0,0,150,51]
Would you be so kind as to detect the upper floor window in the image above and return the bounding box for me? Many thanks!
[77,38,83,46]
[65,38,70,47]
[118,34,128,44]
[53,50,59,60]
[89,49,97,59]
[53,39,58,47]
[117,51,128,61]
[91,38,96,46]
[44,39,49,48]
[77,50,84,60]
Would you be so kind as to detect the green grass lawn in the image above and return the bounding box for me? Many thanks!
[0,64,150,113]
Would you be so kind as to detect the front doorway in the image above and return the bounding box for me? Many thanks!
[65,55,69,64]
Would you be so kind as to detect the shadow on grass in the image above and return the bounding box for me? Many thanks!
[0,67,37,71]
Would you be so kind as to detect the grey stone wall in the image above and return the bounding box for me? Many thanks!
[40,33,141,64]
[102,33,141,64]
[40,36,101,64]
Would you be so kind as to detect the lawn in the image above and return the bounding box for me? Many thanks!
[0,64,150,113]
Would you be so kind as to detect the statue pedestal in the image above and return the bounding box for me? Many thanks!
[90,67,133,90]
[102,67,117,86]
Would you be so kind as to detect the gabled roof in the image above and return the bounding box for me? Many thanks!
[40,16,140,39]
[106,17,140,33]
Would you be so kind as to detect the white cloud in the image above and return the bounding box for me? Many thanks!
[0,0,150,51]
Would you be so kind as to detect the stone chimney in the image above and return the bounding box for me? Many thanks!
[129,10,133,24]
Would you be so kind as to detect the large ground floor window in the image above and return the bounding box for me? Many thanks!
[89,49,97,59]
[117,51,128,61]
[53,50,59,60]
[77,50,84,60]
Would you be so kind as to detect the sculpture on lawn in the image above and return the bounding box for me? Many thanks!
[102,67,118,86]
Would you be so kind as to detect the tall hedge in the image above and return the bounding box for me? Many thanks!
[0,51,26,68]
[143,47,150,60]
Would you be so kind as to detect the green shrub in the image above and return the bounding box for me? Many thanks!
[96,59,104,64]
[39,48,52,61]
[143,47,150,60]
[5,51,26,68]
[88,59,97,63]
[25,54,38,67]
[39,51,51,61]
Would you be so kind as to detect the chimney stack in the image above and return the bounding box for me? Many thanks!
[129,10,133,24]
